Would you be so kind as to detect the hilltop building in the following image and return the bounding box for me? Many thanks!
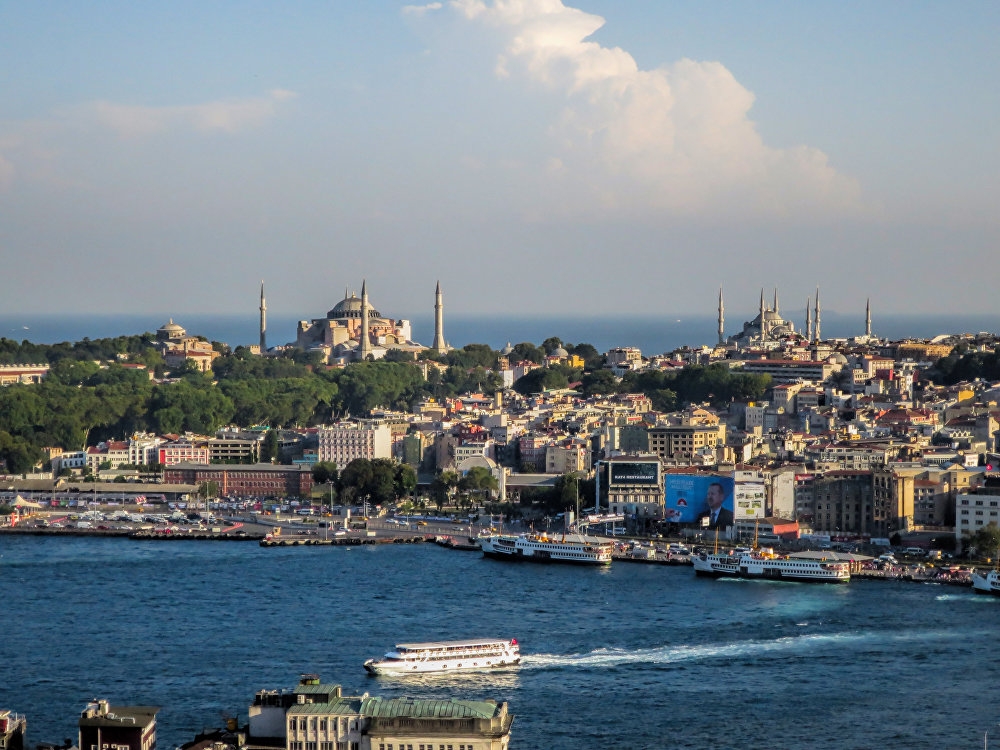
[295,282,442,362]
[155,319,220,372]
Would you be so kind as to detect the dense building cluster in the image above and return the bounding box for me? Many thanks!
[5,288,1000,553]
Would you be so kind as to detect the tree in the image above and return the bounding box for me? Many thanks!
[260,429,281,462]
[510,342,545,364]
[967,523,1000,559]
[312,462,339,486]
[579,369,619,397]
[542,337,563,355]
[431,471,459,511]
[196,481,219,508]
[395,463,417,500]
[513,367,569,395]
[459,466,499,510]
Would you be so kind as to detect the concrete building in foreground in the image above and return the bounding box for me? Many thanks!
[79,700,158,750]
[247,675,512,750]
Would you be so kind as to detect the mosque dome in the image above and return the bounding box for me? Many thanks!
[828,353,849,365]
[328,292,380,319]
[156,319,186,340]
[552,346,569,358]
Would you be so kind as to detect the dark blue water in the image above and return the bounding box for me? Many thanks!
[2,536,999,749]
[2,312,999,356]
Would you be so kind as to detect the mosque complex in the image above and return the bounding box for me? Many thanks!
[719,287,873,349]
[286,280,448,363]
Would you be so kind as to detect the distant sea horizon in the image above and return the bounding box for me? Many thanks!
[1,311,998,356]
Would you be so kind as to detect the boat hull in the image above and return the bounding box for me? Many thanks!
[480,533,613,566]
[364,656,520,675]
[481,548,611,566]
[693,554,850,583]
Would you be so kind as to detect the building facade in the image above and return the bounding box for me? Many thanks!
[317,424,392,469]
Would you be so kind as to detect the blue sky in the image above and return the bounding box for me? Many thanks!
[1,1,997,321]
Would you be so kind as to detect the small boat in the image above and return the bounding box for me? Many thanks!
[363,638,520,675]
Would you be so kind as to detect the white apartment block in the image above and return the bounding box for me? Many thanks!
[956,490,1000,549]
[317,423,392,469]
[51,450,88,474]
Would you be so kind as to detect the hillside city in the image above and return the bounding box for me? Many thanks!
[3,285,1000,556]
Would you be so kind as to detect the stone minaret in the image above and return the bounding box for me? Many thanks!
[773,288,779,314]
[259,280,267,351]
[359,279,372,361]
[717,287,725,346]
[865,298,872,338]
[432,280,446,353]
[814,287,821,343]
[805,298,812,341]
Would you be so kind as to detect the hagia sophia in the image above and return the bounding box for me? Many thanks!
[287,281,448,363]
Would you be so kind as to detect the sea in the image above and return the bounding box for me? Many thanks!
[2,536,999,750]
[1,312,999,355]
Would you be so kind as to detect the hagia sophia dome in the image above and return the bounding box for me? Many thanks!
[327,291,381,320]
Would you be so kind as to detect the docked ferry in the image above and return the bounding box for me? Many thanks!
[363,638,520,675]
[693,548,851,583]
[971,569,1000,595]
[479,532,613,565]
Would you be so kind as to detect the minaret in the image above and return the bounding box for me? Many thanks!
[773,288,779,314]
[814,287,821,343]
[717,287,725,346]
[865,298,872,338]
[759,288,767,340]
[805,298,812,341]
[259,280,267,352]
[359,279,372,360]
[432,281,446,353]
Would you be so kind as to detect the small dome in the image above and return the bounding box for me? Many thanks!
[157,319,186,340]
[552,347,569,358]
[829,353,848,365]
[501,341,514,355]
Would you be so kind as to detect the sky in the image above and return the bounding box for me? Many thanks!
[1,0,998,322]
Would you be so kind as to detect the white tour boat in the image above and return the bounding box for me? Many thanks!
[693,547,851,583]
[971,569,1000,595]
[363,638,520,675]
[479,532,613,565]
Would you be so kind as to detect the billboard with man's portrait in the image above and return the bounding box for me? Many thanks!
[663,474,735,525]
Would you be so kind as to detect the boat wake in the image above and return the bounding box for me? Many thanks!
[520,629,964,671]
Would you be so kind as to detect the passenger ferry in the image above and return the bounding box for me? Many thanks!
[693,547,851,583]
[363,638,520,675]
[971,569,1000,595]
[479,532,613,565]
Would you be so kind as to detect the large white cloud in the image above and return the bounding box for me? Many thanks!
[447,0,862,219]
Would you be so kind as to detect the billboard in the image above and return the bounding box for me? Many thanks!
[734,483,766,520]
[663,475,735,527]
[609,461,660,486]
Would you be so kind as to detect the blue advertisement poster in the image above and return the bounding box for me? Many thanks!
[663,475,735,528]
